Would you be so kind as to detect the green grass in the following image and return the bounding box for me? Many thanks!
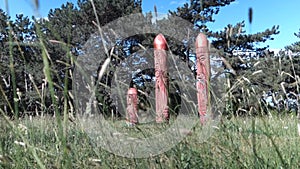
[1,1,300,168]
[0,114,300,168]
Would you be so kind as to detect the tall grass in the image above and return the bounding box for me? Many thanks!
[0,0,300,168]
[1,114,300,168]
[5,0,18,118]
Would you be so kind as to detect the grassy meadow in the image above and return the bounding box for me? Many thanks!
[1,0,300,168]
[0,113,300,168]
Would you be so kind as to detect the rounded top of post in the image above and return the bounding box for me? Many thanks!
[195,33,208,48]
[128,88,138,95]
[154,34,168,50]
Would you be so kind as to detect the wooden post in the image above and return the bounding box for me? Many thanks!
[195,33,210,124]
[126,88,138,125]
[154,34,169,123]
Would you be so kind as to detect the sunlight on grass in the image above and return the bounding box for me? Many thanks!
[0,114,300,168]
[0,0,300,168]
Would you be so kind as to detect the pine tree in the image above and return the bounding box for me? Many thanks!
[170,1,281,115]
[169,0,235,30]
[285,29,300,53]
[0,9,11,113]
[0,0,292,117]
[0,0,143,116]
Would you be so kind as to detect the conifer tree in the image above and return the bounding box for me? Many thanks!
[170,0,281,114]
[285,29,300,53]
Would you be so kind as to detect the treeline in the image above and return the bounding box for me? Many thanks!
[0,0,299,118]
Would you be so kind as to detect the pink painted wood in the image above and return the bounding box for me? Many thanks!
[195,33,210,124]
[154,34,169,123]
[126,88,138,125]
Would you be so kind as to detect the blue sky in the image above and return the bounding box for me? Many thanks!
[0,0,299,49]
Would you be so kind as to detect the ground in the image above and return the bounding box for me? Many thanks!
[0,113,299,168]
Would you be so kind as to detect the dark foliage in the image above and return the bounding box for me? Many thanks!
[0,0,297,118]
